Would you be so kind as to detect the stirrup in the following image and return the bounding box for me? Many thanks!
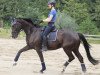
[41,46,47,52]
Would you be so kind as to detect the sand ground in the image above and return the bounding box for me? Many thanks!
[0,38,100,75]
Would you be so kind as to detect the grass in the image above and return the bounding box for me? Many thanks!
[87,39,100,44]
[0,28,25,39]
[0,28,11,38]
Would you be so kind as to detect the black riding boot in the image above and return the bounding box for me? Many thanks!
[41,36,47,52]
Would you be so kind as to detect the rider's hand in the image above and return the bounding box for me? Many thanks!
[39,19,43,23]
[33,19,43,24]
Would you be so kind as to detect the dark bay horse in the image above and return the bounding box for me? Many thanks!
[11,18,99,73]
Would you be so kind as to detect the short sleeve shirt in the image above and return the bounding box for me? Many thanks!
[48,9,57,22]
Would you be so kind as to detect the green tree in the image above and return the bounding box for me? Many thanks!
[0,0,99,34]
[55,10,78,31]
[79,17,98,34]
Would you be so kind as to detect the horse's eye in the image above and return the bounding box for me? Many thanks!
[12,25,14,28]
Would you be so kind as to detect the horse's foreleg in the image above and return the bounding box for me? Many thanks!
[36,50,46,73]
[13,45,30,66]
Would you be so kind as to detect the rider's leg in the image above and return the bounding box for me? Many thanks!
[41,26,53,51]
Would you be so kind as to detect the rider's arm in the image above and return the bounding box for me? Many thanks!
[43,15,53,22]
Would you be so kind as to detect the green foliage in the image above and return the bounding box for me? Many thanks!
[0,0,48,18]
[0,28,11,38]
[55,10,78,31]
[92,0,100,30]
[62,0,89,24]
[79,17,98,34]
[0,0,100,34]
[0,28,25,39]
[58,0,100,34]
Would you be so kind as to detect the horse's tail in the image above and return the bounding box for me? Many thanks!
[78,33,99,65]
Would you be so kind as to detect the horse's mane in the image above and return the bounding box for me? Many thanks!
[17,18,41,28]
[23,18,34,25]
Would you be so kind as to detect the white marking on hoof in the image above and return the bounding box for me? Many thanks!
[13,62,17,66]
[61,66,66,73]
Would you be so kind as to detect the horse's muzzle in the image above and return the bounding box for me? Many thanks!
[12,35,17,39]
[12,32,18,39]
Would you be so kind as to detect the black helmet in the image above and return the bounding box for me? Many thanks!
[48,0,56,6]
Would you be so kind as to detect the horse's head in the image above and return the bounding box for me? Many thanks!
[11,18,22,39]
[11,18,41,38]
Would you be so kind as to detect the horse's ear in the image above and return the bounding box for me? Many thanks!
[13,18,16,22]
[11,18,16,26]
[10,17,14,22]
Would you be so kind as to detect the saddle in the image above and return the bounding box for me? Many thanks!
[41,26,57,32]
[41,27,58,41]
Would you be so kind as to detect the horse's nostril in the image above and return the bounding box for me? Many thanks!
[12,35,16,39]
[12,35,14,38]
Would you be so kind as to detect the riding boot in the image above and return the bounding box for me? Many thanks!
[41,36,47,52]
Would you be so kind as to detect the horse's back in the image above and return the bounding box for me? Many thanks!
[57,29,79,40]
[57,29,80,48]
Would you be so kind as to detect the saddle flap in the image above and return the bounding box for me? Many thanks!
[41,26,57,32]
[47,30,58,41]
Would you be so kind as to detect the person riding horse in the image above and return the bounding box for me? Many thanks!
[11,1,99,73]
[41,0,57,52]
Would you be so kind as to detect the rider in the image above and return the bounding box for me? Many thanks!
[41,0,57,52]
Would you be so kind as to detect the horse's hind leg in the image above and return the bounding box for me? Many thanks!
[62,48,75,73]
[73,49,86,73]
[13,45,30,66]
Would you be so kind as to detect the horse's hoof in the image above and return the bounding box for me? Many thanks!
[61,66,66,73]
[40,70,44,73]
[83,70,86,73]
[13,62,17,66]
[40,68,46,73]
[61,69,65,73]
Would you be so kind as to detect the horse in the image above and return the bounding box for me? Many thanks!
[11,18,99,73]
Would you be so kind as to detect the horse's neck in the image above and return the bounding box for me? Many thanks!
[23,25,40,38]
[20,20,41,35]
[21,20,42,43]
[25,27,41,46]
[22,22,33,35]
[22,25,33,44]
